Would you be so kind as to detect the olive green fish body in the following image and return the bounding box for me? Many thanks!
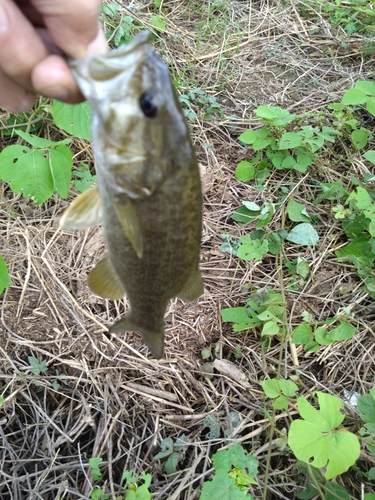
[61,32,203,358]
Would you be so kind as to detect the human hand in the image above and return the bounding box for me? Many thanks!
[0,0,108,112]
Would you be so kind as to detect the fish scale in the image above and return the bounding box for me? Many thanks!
[60,31,203,358]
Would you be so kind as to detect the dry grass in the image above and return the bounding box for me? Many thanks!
[1,0,375,498]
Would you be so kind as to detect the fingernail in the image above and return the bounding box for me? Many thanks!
[0,1,10,37]
[87,28,108,57]
[38,85,69,101]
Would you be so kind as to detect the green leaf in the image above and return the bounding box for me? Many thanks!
[235,161,255,182]
[261,320,279,336]
[286,223,319,246]
[0,146,54,204]
[89,457,103,481]
[221,307,259,331]
[0,255,11,294]
[14,130,71,148]
[49,145,72,199]
[204,414,221,439]
[292,324,313,344]
[315,327,333,345]
[363,150,375,165]
[273,396,289,411]
[279,379,298,397]
[325,482,351,500]
[287,199,310,223]
[279,132,302,150]
[341,88,367,105]
[351,129,369,149]
[327,322,356,341]
[262,379,281,398]
[238,129,258,144]
[151,15,166,31]
[357,391,375,424]
[242,201,261,211]
[237,240,269,261]
[345,186,372,210]
[355,81,375,96]
[366,97,375,117]
[255,106,295,126]
[52,100,91,140]
[288,393,360,480]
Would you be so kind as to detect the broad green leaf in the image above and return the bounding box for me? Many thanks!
[14,130,71,148]
[52,100,91,140]
[325,431,360,479]
[366,97,375,117]
[200,475,253,499]
[341,88,367,105]
[363,150,375,165]
[221,307,259,331]
[237,240,268,260]
[356,80,375,96]
[279,379,298,397]
[295,153,313,171]
[292,324,313,344]
[289,419,329,467]
[0,146,53,204]
[0,255,12,294]
[287,199,310,223]
[315,392,345,429]
[286,223,319,246]
[235,161,255,182]
[346,186,372,209]
[262,379,280,398]
[238,130,258,144]
[242,201,261,211]
[261,320,279,336]
[212,444,258,475]
[357,391,375,424]
[327,322,355,341]
[151,15,166,31]
[281,154,296,169]
[273,396,289,411]
[315,327,333,345]
[351,129,369,149]
[49,145,72,199]
[296,258,309,278]
[279,132,302,150]
[325,482,351,500]
[255,106,295,126]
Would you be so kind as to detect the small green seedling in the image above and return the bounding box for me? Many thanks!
[28,356,48,376]
[153,434,190,474]
[0,255,11,295]
[123,469,152,500]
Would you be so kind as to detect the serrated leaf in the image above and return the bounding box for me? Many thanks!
[0,255,11,294]
[52,100,91,140]
[204,413,221,439]
[89,457,103,481]
[286,223,319,246]
[49,145,72,199]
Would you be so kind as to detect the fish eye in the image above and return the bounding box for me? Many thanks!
[140,92,158,118]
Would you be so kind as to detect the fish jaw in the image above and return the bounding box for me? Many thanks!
[108,313,165,359]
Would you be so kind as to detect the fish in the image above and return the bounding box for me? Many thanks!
[60,31,203,358]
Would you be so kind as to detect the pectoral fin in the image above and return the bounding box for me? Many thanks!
[108,315,165,359]
[177,269,204,301]
[60,185,102,229]
[87,253,126,300]
[113,199,143,258]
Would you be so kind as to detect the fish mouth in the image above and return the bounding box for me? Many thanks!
[69,31,152,82]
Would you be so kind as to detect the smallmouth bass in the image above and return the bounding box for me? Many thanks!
[61,31,203,358]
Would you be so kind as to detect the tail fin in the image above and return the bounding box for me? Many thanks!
[108,314,165,359]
